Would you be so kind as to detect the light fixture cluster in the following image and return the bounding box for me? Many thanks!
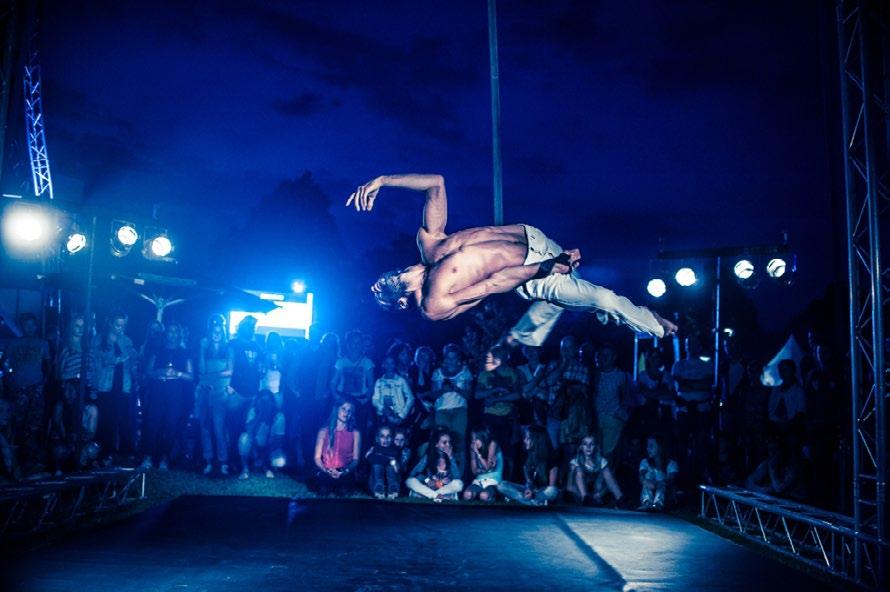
[646,255,796,298]
[108,221,174,260]
[733,256,794,288]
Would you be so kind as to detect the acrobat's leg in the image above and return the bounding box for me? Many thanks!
[524,273,669,337]
[507,300,565,347]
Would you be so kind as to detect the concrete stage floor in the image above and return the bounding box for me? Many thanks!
[2,495,839,591]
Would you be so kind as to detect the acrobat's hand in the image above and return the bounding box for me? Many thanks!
[346,177,383,212]
[551,249,581,275]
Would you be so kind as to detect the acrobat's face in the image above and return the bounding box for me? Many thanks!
[371,271,410,310]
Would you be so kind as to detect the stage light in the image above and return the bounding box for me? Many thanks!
[646,278,666,298]
[291,279,306,294]
[65,232,87,254]
[117,225,137,246]
[5,207,49,244]
[766,258,786,278]
[142,228,174,260]
[149,235,172,257]
[733,259,754,280]
[110,220,138,257]
[675,267,697,287]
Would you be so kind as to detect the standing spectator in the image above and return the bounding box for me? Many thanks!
[638,435,679,511]
[196,317,232,475]
[594,343,629,463]
[430,343,472,468]
[405,428,464,501]
[635,348,675,440]
[516,345,546,427]
[365,425,401,499]
[1,313,50,473]
[93,311,137,464]
[331,330,375,437]
[565,434,624,506]
[281,337,309,473]
[558,337,594,462]
[461,325,486,375]
[142,322,193,470]
[228,316,263,478]
[305,332,339,462]
[0,398,17,482]
[498,425,559,506]
[768,359,806,438]
[385,340,412,378]
[462,426,502,502]
[738,361,769,471]
[313,400,361,495]
[51,314,96,473]
[475,347,520,477]
[372,355,414,428]
[407,345,435,444]
[671,336,714,486]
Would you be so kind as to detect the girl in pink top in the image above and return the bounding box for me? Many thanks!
[314,400,361,495]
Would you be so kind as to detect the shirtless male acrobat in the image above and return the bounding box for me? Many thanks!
[347,174,677,347]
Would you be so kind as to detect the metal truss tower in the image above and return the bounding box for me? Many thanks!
[836,0,889,584]
[23,54,52,199]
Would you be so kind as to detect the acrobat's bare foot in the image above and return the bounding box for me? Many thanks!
[652,311,678,337]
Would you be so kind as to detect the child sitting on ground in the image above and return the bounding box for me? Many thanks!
[566,434,625,506]
[365,425,401,499]
[638,435,679,511]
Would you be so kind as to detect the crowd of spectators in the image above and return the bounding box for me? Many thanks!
[0,304,847,512]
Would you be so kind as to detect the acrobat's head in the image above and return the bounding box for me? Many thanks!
[371,264,425,311]
[372,269,411,310]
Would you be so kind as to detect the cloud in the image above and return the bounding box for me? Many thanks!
[223,4,484,143]
[272,92,341,117]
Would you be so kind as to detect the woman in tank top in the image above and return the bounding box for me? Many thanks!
[313,400,361,495]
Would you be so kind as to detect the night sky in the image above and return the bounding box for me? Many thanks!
[4,1,844,339]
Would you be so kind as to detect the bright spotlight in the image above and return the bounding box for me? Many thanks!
[675,267,697,287]
[291,279,306,294]
[2,206,52,253]
[110,221,138,257]
[16,213,44,242]
[66,232,87,254]
[149,235,172,257]
[733,259,754,280]
[646,278,666,298]
[766,258,786,278]
[117,225,137,246]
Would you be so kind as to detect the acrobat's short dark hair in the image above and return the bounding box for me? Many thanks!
[373,269,409,311]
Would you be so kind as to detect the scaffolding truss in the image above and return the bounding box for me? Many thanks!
[701,486,880,588]
[0,468,146,541]
[836,0,889,585]
[22,55,52,199]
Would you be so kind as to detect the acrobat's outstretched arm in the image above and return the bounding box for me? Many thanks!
[346,174,448,236]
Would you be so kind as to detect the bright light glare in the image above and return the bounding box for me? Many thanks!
[766,258,786,278]
[66,232,87,254]
[646,278,666,298]
[116,225,138,246]
[733,259,754,280]
[10,210,47,242]
[675,267,697,287]
[229,293,314,339]
[291,280,306,294]
[150,235,172,257]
